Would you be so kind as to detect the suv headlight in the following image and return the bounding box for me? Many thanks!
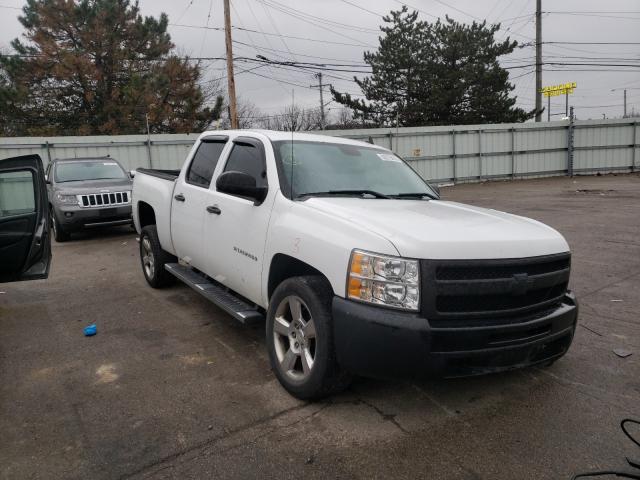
[347,249,420,311]
[56,193,79,205]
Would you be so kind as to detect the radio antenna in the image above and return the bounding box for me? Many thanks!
[290,89,294,200]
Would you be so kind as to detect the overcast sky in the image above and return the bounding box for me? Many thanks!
[1,0,639,122]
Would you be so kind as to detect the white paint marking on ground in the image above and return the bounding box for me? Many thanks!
[95,364,118,384]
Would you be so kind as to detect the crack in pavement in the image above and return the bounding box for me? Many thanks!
[356,398,409,434]
[134,401,335,479]
[118,402,319,480]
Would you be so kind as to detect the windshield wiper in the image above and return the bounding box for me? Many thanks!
[392,192,437,200]
[297,189,391,199]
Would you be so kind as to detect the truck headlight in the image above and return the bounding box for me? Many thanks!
[347,249,420,311]
[56,193,79,205]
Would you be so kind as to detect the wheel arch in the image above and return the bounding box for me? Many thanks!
[138,201,156,228]
[267,254,333,302]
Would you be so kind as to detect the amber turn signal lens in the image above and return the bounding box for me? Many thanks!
[348,277,362,297]
[350,252,364,275]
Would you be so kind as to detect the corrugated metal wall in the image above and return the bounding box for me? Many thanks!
[327,118,638,182]
[0,118,637,183]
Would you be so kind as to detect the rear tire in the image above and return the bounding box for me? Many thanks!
[266,275,352,400]
[139,225,176,288]
[50,210,70,242]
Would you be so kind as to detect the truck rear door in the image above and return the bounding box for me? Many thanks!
[0,155,52,283]
[170,136,228,268]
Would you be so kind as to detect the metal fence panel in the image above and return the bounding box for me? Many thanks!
[0,118,637,183]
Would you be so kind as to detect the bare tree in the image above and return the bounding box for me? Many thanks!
[215,97,262,129]
[326,108,359,130]
[260,104,323,131]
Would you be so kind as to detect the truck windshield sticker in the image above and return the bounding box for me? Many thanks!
[377,153,401,163]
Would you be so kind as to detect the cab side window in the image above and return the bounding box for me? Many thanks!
[186,140,227,188]
[223,142,267,188]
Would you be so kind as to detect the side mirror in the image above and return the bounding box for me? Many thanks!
[216,171,267,204]
[129,170,136,179]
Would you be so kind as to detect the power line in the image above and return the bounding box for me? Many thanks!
[255,0,380,35]
[169,23,370,47]
[390,0,438,19]
[338,0,383,17]
[258,0,298,62]
[544,11,640,21]
[544,41,640,45]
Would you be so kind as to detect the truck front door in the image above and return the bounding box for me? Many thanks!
[202,137,273,305]
[170,136,228,268]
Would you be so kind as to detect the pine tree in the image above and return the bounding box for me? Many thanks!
[0,0,223,136]
[331,7,534,127]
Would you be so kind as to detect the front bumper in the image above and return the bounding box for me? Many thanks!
[54,204,132,231]
[333,292,578,379]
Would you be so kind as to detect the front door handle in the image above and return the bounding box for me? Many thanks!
[206,205,221,215]
[174,193,185,202]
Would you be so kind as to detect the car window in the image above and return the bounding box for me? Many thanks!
[223,142,267,188]
[0,170,36,218]
[55,160,127,182]
[187,140,227,188]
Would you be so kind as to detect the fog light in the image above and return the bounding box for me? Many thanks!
[65,212,73,218]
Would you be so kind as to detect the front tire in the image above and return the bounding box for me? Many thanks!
[50,210,70,242]
[139,225,176,288]
[266,276,351,400]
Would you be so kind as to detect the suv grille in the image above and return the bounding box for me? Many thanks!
[421,253,570,327]
[79,191,130,208]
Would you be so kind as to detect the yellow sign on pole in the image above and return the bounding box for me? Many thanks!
[541,82,577,97]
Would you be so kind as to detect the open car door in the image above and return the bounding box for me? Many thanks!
[0,154,52,283]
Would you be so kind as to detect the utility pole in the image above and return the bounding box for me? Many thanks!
[311,72,326,129]
[624,89,627,118]
[223,0,238,129]
[535,0,542,122]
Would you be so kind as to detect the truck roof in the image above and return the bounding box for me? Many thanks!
[200,129,385,149]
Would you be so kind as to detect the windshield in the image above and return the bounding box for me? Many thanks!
[272,140,436,199]
[54,160,127,183]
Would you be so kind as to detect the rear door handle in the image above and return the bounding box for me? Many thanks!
[174,193,185,202]
[206,205,221,215]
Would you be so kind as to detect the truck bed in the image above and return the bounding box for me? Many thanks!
[135,168,180,181]
[132,167,179,255]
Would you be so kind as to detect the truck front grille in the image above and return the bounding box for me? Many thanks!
[79,191,130,208]
[421,253,571,327]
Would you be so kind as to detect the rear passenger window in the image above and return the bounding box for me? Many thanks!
[187,140,226,188]
[223,142,267,187]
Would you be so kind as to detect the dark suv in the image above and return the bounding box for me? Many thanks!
[46,157,133,241]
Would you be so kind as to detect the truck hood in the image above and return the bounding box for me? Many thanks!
[53,178,133,194]
[301,198,569,259]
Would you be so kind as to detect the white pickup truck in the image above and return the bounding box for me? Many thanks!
[132,130,578,399]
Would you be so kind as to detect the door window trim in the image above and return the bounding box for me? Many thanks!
[218,137,268,199]
[185,135,229,189]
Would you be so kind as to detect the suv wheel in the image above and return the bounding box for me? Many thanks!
[139,225,176,288]
[50,210,70,242]
[267,276,351,400]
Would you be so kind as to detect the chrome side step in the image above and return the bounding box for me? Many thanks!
[164,263,264,325]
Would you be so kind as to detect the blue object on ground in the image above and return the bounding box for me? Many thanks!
[84,324,97,336]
